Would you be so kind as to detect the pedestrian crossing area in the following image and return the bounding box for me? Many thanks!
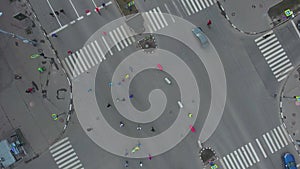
[142,7,169,33]
[49,137,84,169]
[61,24,135,79]
[220,124,291,169]
[255,30,294,82]
[179,0,217,16]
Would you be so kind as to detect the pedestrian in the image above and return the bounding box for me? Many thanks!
[139,161,143,167]
[137,125,141,130]
[67,50,72,54]
[14,74,22,80]
[125,161,129,167]
[151,127,155,132]
[188,113,193,118]
[207,19,212,27]
[129,94,134,99]
[148,154,152,160]
[55,11,59,15]
[120,121,124,127]
[25,87,35,94]
[59,9,65,14]
[51,33,58,38]
[38,67,46,73]
[95,7,101,15]
[107,103,111,108]
[49,12,54,17]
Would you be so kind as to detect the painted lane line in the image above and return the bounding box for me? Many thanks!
[149,11,161,30]
[227,154,236,169]
[145,12,156,32]
[90,42,101,63]
[180,0,191,15]
[58,156,79,168]
[73,53,84,73]
[234,150,244,169]
[46,0,62,27]
[156,7,168,26]
[79,49,91,68]
[117,27,128,47]
[68,0,80,17]
[67,55,80,77]
[91,0,97,7]
[102,36,113,55]
[203,0,210,8]
[48,25,68,37]
[238,148,249,168]
[255,30,273,42]
[83,45,95,66]
[280,124,292,143]
[77,16,84,20]
[153,8,165,29]
[219,158,228,169]
[241,146,252,166]
[194,0,202,11]
[263,134,274,153]
[64,161,82,169]
[76,51,88,71]
[52,145,73,157]
[271,129,281,150]
[172,0,183,18]
[267,132,277,152]
[120,25,132,44]
[249,142,260,162]
[291,20,300,39]
[55,150,75,162]
[61,60,73,79]
[230,152,240,169]
[255,138,267,158]
[113,29,124,49]
[109,31,121,51]
[245,144,256,164]
[164,3,176,23]
[190,0,199,12]
[87,44,99,64]
[94,40,105,60]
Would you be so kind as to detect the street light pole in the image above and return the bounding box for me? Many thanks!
[0,28,37,46]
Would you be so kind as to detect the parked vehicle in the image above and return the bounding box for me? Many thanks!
[282,153,297,169]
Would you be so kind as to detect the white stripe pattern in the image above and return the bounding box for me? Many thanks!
[180,0,217,16]
[144,7,169,32]
[255,30,294,82]
[62,25,135,79]
[49,137,84,169]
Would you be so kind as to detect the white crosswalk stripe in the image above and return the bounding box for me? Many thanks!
[238,148,248,168]
[49,137,84,169]
[227,154,236,169]
[255,31,294,82]
[255,138,267,158]
[230,152,240,169]
[180,0,216,15]
[144,7,169,32]
[270,130,281,150]
[245,144,256,164]
[234,150,245,169]
[62,24,135,79]
[277,126,289,146]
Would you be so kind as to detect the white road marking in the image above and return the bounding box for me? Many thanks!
[164,3,176,23]
[87,44,98,64]
[102,36,113,55]
[113,29,124,49]
[145,12,156,32]
[94,41,105,60]
[83,45,95,66]
[263,134,274,153]
[149,11,161,30]
[68,0,80,18]
[234,150,245,169]
[219,158,228,169]
[172,0,183,18]
[271,128,282,150]
[230,152,240,169]
[180,0,191,15]
[109,31,121,51]
[76,51,87,71]
[241,146,252,166]
[291,20,300,38]
[153,8,165,29]
[245,144,256,164]
[79,48,91,68]
[156,7,168,26]
[68,55,80,76]
[249,142,260,162]
[256,138,267,158]
[238,148,249,168]
[267,132,277,152]
[227,154,236,169]
[120,25,132,44]
[91,41,102,63]
[46,0,62,27]
[117,27,128,47]
[281,124,292,143]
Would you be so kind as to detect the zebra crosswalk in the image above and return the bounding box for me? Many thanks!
[255,30,294,82]
[61,24,135,79]
[179,0,217,16]
[220,124,291,169]
[142,7,169,33]
[49,137,84,169]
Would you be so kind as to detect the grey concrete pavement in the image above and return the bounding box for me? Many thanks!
[280,64,300,155]
[0,0,71,167]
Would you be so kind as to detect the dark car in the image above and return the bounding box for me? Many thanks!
[283,153,297,169]
[297,20,300,31]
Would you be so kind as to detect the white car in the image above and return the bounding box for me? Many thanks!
[164,77,171,84]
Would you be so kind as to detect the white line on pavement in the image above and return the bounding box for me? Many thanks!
[241,146,252,166]
[234,150,245,169]
[109,31,121,51]
[156,7,168,26]
[164,3,175,23]
[271,130,281,150]
[145,12,156,32]
[87,44,98,64]
[94,40,105,60]
[291,20,300,38]
[219,158,228,169]
[91,41,102,62]
[238,148,249,168]
[113,29,124,49]
[227,154,236,169]
[263,134,274,153]
[249,142,260,162]
[117,27,128,47]
[68,0,80,17]
[230,152,240,169]
[281,124,292,143]
[266,132,277,152]
[83,45,95,66]
[76,51,87,71]
[120,25,132,44]
[277,126,288,146]
[79,49,91,68]
[256,138,267,158]
[67,56,80,77]
[245,144,256,164]
[172,0,183,17]
[102,36,113,55]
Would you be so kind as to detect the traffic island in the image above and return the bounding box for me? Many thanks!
[137,34,157,53]
[115,0,138,16]
[199,147,218,168]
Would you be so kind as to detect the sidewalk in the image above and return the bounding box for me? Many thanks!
[280,65,300,155]
[0,0,71,166]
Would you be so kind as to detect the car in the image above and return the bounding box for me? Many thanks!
[177,101,183,108]
[297,20,300,31]
[192,27,208,46]
[282,153,297,169]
